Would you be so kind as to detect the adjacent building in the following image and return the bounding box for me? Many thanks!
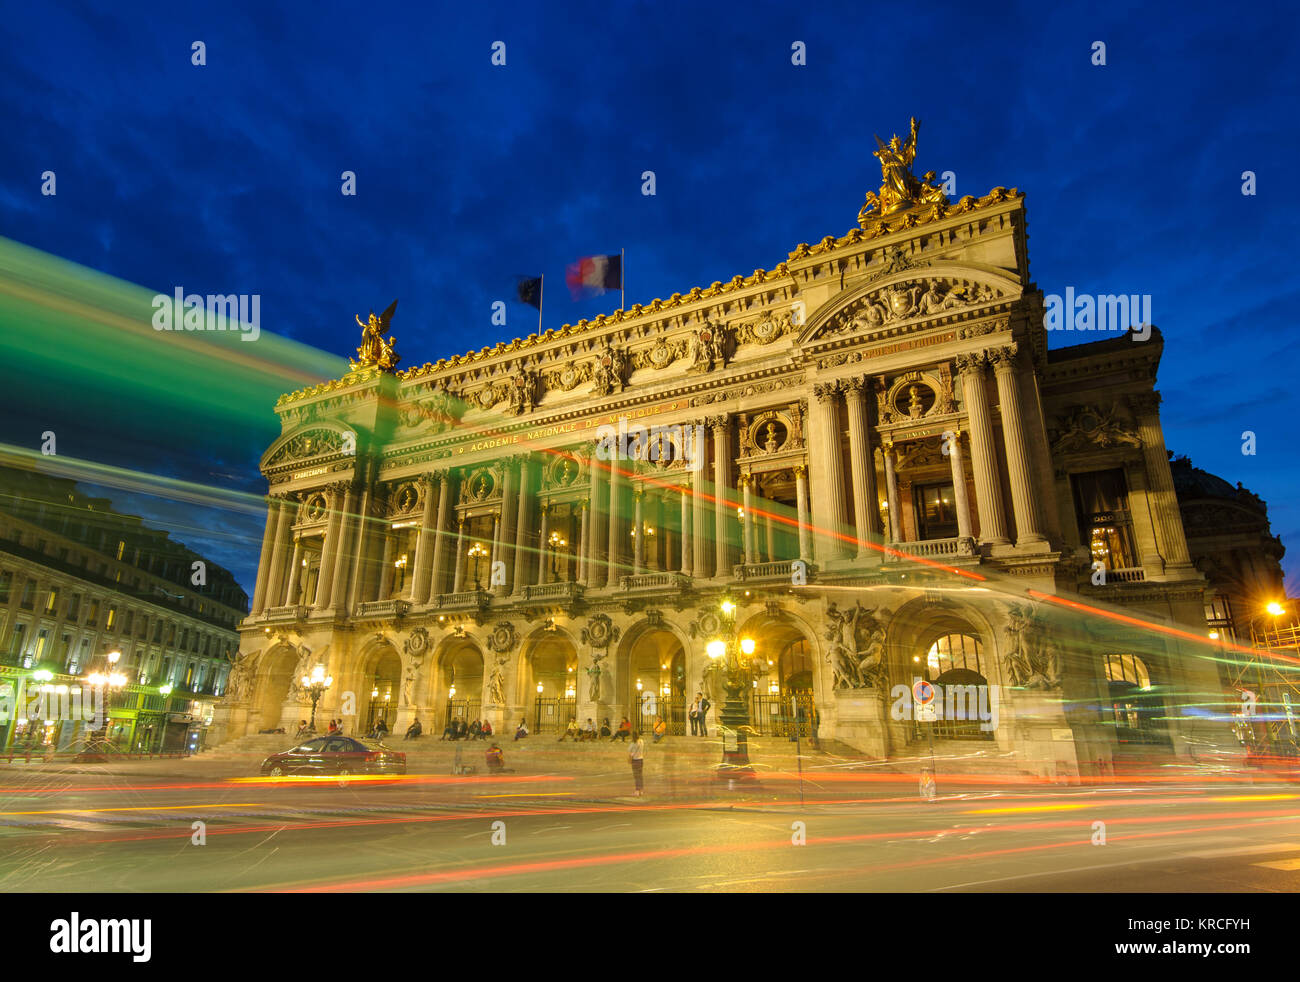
[0,464,248,753]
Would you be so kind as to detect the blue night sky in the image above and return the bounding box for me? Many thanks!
[1,0,1297,597]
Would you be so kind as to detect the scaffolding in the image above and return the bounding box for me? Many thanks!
[1226,623,1300,753]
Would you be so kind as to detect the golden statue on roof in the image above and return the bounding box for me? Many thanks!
[351,299,401,372]
[859,117,949,223]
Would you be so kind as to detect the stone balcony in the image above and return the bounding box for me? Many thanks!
[732,560,816,583]
[263,603,307,624]
[619,571,691,593]
[435,589,491,612]
[882,536,978,564]
[354,599,411,620]
[1105,566,1146,583]
[521,581,585,603]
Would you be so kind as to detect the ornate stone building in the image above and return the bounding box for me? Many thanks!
[223,127,1239,779]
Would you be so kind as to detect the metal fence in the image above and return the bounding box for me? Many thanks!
[748,691,817,738]
[533,696,576,734]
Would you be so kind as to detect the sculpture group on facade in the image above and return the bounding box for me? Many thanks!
[351,300,401,372]
[824,601,888,689]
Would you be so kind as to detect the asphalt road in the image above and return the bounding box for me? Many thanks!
[3,760,1300,892]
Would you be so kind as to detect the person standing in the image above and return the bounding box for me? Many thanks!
[628,731,645,797]
[689,695,701,736]
[697,693,711,737]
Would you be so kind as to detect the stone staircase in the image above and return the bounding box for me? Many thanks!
[199,733,303,762]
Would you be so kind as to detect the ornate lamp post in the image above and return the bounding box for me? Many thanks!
[468,542,488,590]
[707,598,758,778]
[301,664,333,730]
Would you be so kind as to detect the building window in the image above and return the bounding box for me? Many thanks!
[8,623,26,659]
[921,633,992,741]
[1072,469,1138,570]
[19,579,35,610]
[914,482,959,541]
[66,592,81,621]
[924,633,986,677]
[106,605,117,630]
[116,540,125,560]
[0,570,10,604]
[1205,595,1235,641]
[1103,653,1167,745]
[87,598,101,627]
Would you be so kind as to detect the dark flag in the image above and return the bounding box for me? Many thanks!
[516,276,543,309]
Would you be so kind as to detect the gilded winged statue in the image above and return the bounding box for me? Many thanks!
[859,117,948,222]
[351,299,401,372]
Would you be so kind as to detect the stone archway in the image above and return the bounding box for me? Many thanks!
[356,642,402,737]
[615,618,691,736]
[517,628,580,734]
[431,636,485,733]
[736,609,822,738]
[883,597,1003,753]
[251,643,300,733]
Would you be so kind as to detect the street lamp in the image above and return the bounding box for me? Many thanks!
[468,542,488,590]
[548,531,567,577]
[301,664,333,730]
[707,597,758,778]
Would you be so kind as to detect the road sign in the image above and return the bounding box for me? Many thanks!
[912,679,935,705]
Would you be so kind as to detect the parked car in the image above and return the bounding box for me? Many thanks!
[261,735,407,777]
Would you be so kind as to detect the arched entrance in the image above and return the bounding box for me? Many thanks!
[522,632,578,734]
[1104,653,1168,746]
[253,645,297,732]
[619,625,688,736]
[919,632,994,741]
[360,645,401,736]
[743,617,819,738]
[438,639,484,731]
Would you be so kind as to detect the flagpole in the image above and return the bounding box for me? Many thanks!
[620,248,625,311]
[538,275,544,334]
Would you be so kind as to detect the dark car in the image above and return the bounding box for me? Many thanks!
[260,735,407,777]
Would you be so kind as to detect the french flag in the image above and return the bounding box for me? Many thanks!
[565,253,622,299]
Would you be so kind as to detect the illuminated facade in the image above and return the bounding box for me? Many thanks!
[225,145,1242,779]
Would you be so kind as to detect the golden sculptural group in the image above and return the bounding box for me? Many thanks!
[858,116,949,222]
[351,299,401,372]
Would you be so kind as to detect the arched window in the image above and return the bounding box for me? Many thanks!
[926,633,985,677]
[921,633,993,741]
[1103,653,1166,745]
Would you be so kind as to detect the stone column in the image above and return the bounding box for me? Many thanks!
[378,532,396,599]
[1129,391,1193,571]
[327,484,359,613]
[576,500,588,583]
[811,384,850,562]
[250,497,280,615]
[425,473,452,600]
[765,509,777,563]
[680,483,694,576]
[410,475,439,602]
[284,538,304,606]
[947,429,974,549]
[512,456,533,596]
[314,484,348,608]
[487,514,502,590]
[605,455,623,588]
[709,415,731,577]
[497,461,517,597]
[632,486,645,574]
[990,344,1046,546]
[346,480,373,610]
[692,436,710,577]
[795,465,811,562]
[587,451,605,586]
[844,377,880,558]
[451,519,467,592]
[538,504,551,585]
[957,353,1010,545]
[741,474,755,564]
[265,495,295,608]
[881,444,902,543]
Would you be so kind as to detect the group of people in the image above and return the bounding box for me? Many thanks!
[688,694,712,736]
[295,718,350,739]
[557,717,634,742]
[441,717,493,741]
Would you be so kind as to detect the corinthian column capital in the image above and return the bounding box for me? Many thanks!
[988,343,1019,370]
